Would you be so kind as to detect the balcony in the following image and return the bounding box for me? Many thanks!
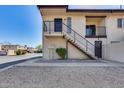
[43,21,106,38]
[85,26,106,38]
[43,21,63,37]
[86,16,107,38]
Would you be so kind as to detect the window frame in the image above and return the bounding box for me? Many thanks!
[117,18,124,28]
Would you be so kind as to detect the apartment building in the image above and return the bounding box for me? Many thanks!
[39,5,124,60]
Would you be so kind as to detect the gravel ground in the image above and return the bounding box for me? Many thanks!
[0,66,124,88]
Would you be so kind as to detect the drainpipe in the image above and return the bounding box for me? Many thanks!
[66,40,68,59]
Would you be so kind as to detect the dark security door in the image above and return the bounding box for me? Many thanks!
[95,41,102,58]
[54,18,62,32]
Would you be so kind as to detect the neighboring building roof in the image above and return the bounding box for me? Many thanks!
[2,45,19,47]
[38,5,68,8]
[38,5,124,13]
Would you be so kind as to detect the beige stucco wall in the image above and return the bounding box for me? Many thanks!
[7,50,16,56]
[105,15,124,43]
[68,42,89,59]
[43,36,89,59]
[43,36,66,59]
[42,8,124,43]
[42,8,124,59]
[102,42,124,62]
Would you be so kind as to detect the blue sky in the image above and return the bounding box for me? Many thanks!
[0,5,42,48]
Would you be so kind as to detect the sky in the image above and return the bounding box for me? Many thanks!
[69,5,124,9]
[0,5,42,48]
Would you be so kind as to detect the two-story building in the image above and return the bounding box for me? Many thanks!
[39,5,124,60]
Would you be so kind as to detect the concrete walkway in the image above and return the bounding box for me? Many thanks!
[16,58,124,67]
[0,53,42,64]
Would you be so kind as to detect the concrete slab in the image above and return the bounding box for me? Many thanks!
[15,58,124,67]
[0,53,42,64]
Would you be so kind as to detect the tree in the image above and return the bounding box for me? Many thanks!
[36,44,42,53]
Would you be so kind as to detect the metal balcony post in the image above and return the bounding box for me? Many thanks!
[74,32,75,42]
[49,22,50,34]
[86,41,88,51]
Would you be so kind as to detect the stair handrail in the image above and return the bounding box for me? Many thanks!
[62,22,95,47]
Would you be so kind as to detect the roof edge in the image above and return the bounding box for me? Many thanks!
[38,5,124,13]
[37,5,68,9]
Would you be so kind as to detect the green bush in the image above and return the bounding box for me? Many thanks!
[56,48,67,59]
[16,49,21,55]
[21,50,27,55]
[16,49,27,55]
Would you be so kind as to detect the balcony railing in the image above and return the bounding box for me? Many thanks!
[44,21,106,37]
[43,21,63,34]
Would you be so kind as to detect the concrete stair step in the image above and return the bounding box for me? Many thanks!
[63,33,97,59]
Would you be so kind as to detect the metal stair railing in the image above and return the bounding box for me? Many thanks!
[62,22,96,56]
[43,21,97,57]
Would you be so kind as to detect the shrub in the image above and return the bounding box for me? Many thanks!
[16,49,21,55]
[21,50,27,55]
[56,48,67,59]
[16,49,27,55]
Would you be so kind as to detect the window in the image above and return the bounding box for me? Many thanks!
[117,19,124,28]
[86,25,96,36]
[67,17,71,33]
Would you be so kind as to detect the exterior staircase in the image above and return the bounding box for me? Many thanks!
[62,23,97,59]
[44,21,98,59]
[63,33,97,59]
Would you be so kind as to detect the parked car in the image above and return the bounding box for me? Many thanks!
[0,51,7,56]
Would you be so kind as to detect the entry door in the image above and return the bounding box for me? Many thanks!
[67,17,71,33]
[54,18,62,32]
[49,48,54,59]
[95,41,102,58]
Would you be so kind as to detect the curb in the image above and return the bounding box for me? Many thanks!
[0,56,42,69]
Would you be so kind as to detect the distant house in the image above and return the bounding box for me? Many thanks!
[0,44,1,51]
[27,47,36,53]
[39,5,124,60]
[1,45,27,55]
[0,44,7,56]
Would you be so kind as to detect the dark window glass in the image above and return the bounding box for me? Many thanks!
[67,17,71,33]
[118,19,122,28]
[54,18,62,32]
[86,25,96,36]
